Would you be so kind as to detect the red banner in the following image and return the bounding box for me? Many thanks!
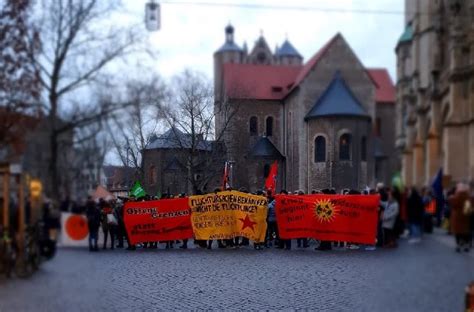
[124,198,193,244]
[275,194,380,245]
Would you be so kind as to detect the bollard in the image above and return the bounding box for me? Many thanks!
[465,281,474,312]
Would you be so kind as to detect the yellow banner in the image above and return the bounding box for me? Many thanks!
[189,191,268,242]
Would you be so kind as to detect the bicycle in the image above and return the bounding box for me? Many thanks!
[0,229,16,278]
[15,224,42,278]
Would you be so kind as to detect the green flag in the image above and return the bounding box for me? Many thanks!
[130,181,146,198]
[391,171,404,191]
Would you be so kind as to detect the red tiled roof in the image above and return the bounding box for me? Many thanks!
[223,63,302,100]
[222,33,395,103]
[367,68,396,103]
[290,33,340,93]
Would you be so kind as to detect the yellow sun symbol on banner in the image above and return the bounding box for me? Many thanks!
[313,199,338,223]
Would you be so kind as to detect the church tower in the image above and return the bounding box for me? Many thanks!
[214,24,243,102]
[248,33,274,65]
[275,39,303,66]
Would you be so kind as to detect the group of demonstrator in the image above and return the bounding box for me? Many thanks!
[77,182,474,253]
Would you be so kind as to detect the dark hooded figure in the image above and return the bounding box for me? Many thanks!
[85,197,100,251]
[407,187,424,243]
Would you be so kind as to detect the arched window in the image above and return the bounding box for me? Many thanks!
[361,136,367,161]
[266,116,273,136]
[249,116,258,136]
[314,136,326,162]
[149,165,156,185]
[339,133,352,161]
[263,164,270,178]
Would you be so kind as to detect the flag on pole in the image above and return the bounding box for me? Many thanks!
[264,161,278,195]
[431,168,443,222]
[391,171,404,191]
[130,181,146,198]
[431,168,443,201]
[222,161,230,191]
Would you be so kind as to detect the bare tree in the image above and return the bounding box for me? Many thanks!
[0,0,41,148]
[162,70,240,194]
[72,120,110,198]
[28,0,153,200]
[106,75,167,181]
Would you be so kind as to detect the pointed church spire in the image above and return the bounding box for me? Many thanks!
[225,23,235,43]
[216,23,242,53]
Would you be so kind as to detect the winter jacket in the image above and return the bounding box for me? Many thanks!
[407,192,424,224]
[86,201,101,230]
[382,200,399,230]
[267,200,276,222]
[449,191,472,235]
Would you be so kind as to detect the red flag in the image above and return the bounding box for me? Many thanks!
[222,161,230,191]
[264,161,278,195]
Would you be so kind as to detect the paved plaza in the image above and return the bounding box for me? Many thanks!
[1,230,474,311]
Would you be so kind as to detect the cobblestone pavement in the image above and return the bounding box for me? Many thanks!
[1,230,474,312]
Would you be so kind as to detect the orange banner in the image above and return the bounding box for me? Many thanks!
[275,194,379,245]
[124,198,193,244]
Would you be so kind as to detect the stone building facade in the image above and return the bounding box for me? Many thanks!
[142,127,224,196]
[214,25,397,193]
[395,0,474,187]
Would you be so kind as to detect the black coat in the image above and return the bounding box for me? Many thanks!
[407,192,424,224]
[86,201,101,230]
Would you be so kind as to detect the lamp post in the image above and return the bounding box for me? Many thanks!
[29,179,42,223]
[228,160,235,189]
[1,164,9,230]
[145,0,161,31]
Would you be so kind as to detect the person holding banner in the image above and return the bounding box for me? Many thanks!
[382,190,399,248]
[265,190,277,248]
[295,190,309,249]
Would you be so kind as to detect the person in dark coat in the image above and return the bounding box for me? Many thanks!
[85,197,100,251]
[100,199,117,250]
[407,187,424,243]
[115,203,125,248]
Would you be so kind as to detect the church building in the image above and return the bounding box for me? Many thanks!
[214,25,397,192]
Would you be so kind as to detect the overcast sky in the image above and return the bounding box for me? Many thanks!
[123,0,404,81]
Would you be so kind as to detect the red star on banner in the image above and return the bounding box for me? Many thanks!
[239,214,257,232]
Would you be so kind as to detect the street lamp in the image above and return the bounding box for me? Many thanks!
[145,0,161,31]
[228,160,235,189]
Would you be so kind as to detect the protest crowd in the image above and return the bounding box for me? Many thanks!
[56,179,474,254]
